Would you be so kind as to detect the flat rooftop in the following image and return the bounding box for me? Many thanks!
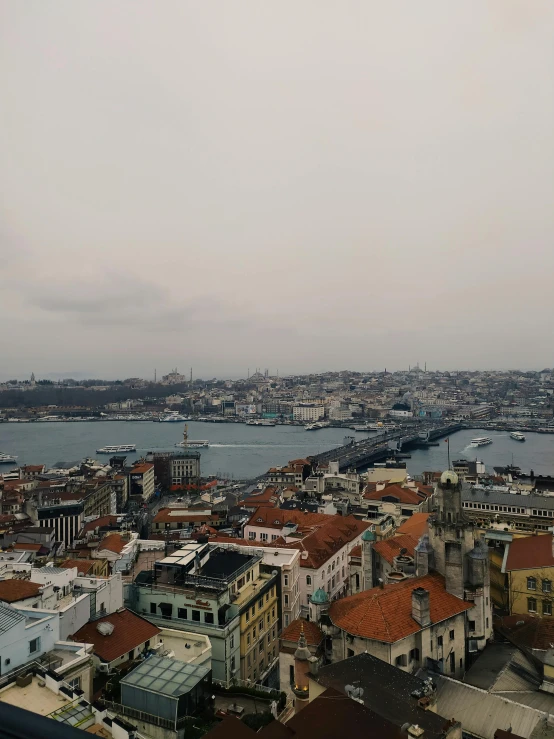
[199,549,256,580]
[0,676,73,716]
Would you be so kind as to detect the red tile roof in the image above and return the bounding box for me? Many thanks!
[372,534,418,565]
[0,580,41,603]
[329,572,471,642]
[243,486,280,508]
[153,508,220,524]
[81,515,121,535]
[131,463,154,475]
[280,618,324,646]
[246,508,331,530]
[349,544,362,559]
[505,534,554,571]
[363,484,428,505]
[72,609,160,662]
[271,515,370,569]
[60,559,96,575]
[397,513,429,538]
[12,542,43,551]
[495,614,554,652]
[97,533,128,554]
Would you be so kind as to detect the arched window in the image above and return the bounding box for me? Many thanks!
[527,577,537,591]
[306,575,312,586]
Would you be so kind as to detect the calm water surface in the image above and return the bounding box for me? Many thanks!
[1,423,553,479]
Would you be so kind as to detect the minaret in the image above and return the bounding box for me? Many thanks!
[293,623,311,713]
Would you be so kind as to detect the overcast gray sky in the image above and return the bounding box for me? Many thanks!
[1,1,553,380]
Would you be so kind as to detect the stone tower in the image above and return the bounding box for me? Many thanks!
[309,588,329,623]
[428,469,492,648]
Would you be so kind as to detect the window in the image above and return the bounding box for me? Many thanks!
[543,601,552,616]
[128,650,134,660]
[67,677,81,690]
[306,575,311,586]
[284,574,289,586]
[253,626,256,637]
[266,593,269,603]
[247,633,251,646]
[205,612,214,624]
[528,597,537,612]
[192,610,201,622]
[468,620,475,631]
[284,614,289,627]
[230,634,235,649]
[437,636,443,647]
[248,654,251,667]
[231,656,236,672]
[347,648,355,658]
[450,652,455,673]
[260,533,268,542]
[395,654,407,667]
[544,580,552,593]
[528,577,537,591]
[259,598,263,609]
[449,630,454,641]
[29,637,41,654]
[271,607,275,619]
[289,665,294,685]
[409,648,420,662]
[259,619,264,632]
[284,594,289,607]
[150,603,156,614]
[248,532,256,540]
[159,603,172,620]
[267,634,271,645]
[178,608,187,620]
[267,614,270,626]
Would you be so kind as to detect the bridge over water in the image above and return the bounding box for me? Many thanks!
[309,423,462,472]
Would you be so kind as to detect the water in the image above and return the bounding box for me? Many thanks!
[1,422,553,479]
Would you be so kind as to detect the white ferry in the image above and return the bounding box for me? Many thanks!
[246,419,276,427]
[159,413,188,422]
[510,431,526,442]
[0,453,18,464]
[470,437,492,447]
[305,422,328,430]
[96,444,137,454]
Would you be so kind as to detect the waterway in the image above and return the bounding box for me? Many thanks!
[0,422,553,479]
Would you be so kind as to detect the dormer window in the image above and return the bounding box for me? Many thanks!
[273,520,280,525]
[257,518,263,523]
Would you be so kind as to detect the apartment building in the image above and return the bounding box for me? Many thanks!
[292,405,325,422]
[126,542,278,686]
[128,462,155,502]
[243,508,370,613]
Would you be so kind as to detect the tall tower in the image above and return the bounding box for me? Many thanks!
[429,469,492,647]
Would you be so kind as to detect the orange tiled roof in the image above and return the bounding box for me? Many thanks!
[505,534,554,571]
[153,508,220,524]
[329,572,471,642]
[97,533,128,554]
[131,463,154,474]
[397,513,429,539]
[349,544,362,558]
[81,515,121,535]
[247,508,331,530]
[72,609,160,662]
[372,534,418,565]
[271,515,371,569]
[363,484,427,505]
[12,542,43,551]
[60,559,96,575]
[0,579,41,602]
[281,618,324,646]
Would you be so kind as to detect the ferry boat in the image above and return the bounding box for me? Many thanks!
[305,422,328,430]
[470,437,492,447]
[159,412,188,422]
[96,444,137,454]
[0,453,18,464]
[510,431,526,442]
[246,419,276,427]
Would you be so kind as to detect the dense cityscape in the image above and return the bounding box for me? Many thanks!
[1,367,554,738]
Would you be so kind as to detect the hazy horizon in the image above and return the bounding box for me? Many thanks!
[2,1,553,379]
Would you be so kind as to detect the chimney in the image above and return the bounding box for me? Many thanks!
[412,588,431,627]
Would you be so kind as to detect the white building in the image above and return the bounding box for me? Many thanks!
[293,405,325,422]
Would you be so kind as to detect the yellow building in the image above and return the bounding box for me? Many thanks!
[504,533,554,617]
[236,568,279,686]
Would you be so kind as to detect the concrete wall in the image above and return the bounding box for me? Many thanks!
[0,609,60,673]
[59,593,91,640]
